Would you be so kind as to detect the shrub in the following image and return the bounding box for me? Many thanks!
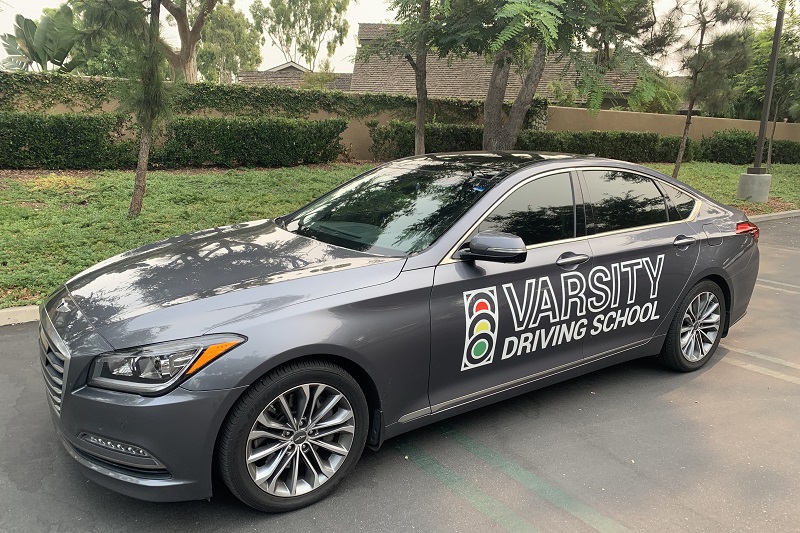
[655,135,696,163]
[771,139,800,165]
[0,112,137,169]
[371,123,700,163]
[518,130,694,163]
[152,116,346,168]
[368,121,483,160]
[699,129,757,165]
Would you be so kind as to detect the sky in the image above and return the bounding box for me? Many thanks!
[0,0,778,75]
[0,0,396,72]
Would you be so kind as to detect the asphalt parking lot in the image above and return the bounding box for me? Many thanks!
[1,216,798,533]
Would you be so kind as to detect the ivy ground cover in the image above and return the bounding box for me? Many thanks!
[1,162,798,309]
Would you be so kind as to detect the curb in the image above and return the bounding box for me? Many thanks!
[0,306,39,327]
[0,212,798,329]
[749,209,800,223]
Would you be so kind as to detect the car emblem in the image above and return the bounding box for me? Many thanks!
[55,299,72,313]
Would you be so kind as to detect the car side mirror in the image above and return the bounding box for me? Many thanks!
[459,231,527,263]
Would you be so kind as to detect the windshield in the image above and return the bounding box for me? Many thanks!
[282,159,505,256]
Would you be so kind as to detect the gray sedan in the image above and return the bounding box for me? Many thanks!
[38,152,759,512]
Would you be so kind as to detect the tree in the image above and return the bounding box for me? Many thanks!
[668,0,753,178]
[300,57,336,89]
[1,6,83,72]
[436,0,670,151]
[250,0,350,71]
[733,15,800,168]
[197,0,261,83]
[157,0,220,81]
[627,73,682,114]
[76,0,171,216]
[390,0,433,155]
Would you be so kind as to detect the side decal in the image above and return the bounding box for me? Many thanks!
[461,288,499,371]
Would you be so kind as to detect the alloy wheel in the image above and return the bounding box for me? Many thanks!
[679,291,721,363]
[245,383,355,497]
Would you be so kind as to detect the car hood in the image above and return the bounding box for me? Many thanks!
[64,219,404,348]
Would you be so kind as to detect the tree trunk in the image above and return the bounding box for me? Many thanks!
[672,99,694,179]
[413,0,430,156]
[499,43,547,150]
[160,0,217,83]
[483,48,513,150]
[129,126,153,217]
[181,44,198,82]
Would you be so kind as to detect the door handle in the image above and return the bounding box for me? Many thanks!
[673,235,696,247]
[556,253,590,267]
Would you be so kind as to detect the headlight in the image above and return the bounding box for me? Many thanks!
[88,334,246,394]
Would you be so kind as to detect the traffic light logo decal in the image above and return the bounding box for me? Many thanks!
[462,287,499,371]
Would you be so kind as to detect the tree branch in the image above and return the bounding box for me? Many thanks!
[191,0,220,41]
[404,53,418,72]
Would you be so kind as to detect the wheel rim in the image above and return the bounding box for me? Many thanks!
[246,383,355,498]
[680,291,721,363]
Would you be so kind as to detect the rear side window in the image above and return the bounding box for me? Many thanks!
[660,182,697,220]
[582,170,668,234]
[478,173,575,246]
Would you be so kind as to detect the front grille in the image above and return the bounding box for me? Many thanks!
[40,318,68,415]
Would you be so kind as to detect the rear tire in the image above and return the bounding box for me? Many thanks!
[659,280,726,372]
[218,360,369,512]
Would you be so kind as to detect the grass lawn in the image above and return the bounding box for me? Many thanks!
[1,161,797,309]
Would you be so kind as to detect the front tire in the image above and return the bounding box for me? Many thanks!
[218,360,369,512]
[659,280,726,372]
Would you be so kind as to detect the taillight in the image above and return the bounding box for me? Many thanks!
[736,221,760,241]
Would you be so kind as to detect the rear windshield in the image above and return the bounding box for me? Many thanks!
[282,161,504,256]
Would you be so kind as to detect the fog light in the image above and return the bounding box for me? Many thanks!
[79,433,151,457]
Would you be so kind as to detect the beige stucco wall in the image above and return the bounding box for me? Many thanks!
[309,110,396,161]
[546,106,800,142]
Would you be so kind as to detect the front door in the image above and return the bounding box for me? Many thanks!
[428,171,594,411]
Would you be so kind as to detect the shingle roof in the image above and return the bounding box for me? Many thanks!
[358,23,395,42]
[352,23,639,103]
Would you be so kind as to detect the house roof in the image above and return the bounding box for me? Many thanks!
[352,23,639,104]
[267,61,310,73]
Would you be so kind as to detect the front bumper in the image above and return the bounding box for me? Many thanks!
[39,289,248,502]
[48,379,245,502]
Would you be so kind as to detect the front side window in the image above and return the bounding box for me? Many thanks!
[283,160,504,256]
[478,173,575,246]
[582,170,668,234]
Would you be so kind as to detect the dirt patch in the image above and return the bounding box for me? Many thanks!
[0,287,41,304]
[738,197,797,217]
[0,169,99,182]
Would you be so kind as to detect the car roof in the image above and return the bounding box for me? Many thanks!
[389,151,593,175]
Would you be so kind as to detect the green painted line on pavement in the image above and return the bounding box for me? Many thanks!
[392,438,540,533]
[440,425,633,533]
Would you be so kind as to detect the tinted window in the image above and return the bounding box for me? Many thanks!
[478,173,575,246]
[660,182,697,220]
[284,160,504,256]
[582,171,668,234]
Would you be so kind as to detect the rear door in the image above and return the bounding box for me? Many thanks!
[578,168,700,357]
[428,171,594,411]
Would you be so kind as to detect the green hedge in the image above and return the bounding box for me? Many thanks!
[369,121,696,163]
[698,129,757,165]
[697,129,800,165]
[0,112,347,169]
[368,121,483,160]
[157,116,347,168]
[0,71,548,126]
[0,112,137,169]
